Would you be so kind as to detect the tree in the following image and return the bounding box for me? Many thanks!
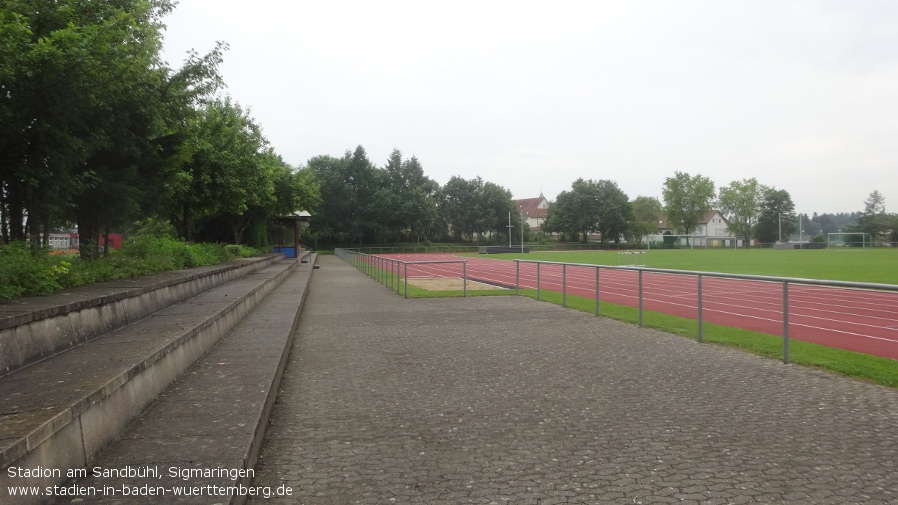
[661,172,716,245]
[629,196,663,245]
[857,190,889,242]
[0,0,227,257]
[594,180,631,244]
[307,146,379,245]
[541,192,576,242]
[162,97,272,243]
[437,176,515,242]
[306,155,350,244]
[478,181,515,243]
[755,188,796,244]
[374,149,440,243]
[717,178,767,245]
[1,0,172,252]
[542,179,630,243]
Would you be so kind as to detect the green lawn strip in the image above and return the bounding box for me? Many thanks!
[404,287,515,298]
[463,248,898,284]
[516,289,898,389]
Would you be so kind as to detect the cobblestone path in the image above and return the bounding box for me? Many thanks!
[249,255,898,504]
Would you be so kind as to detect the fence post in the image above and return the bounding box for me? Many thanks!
[463,261,467,297]
[404,262,409,299]
[783,281,790,364]
[638,270,644,327]
[515,260,520,295]
[562,264,567,308]
[697,274,703,343]
[595,266,600,316]
[537,262,541,301]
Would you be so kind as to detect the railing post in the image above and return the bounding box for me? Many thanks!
[638,270,644,327]
[404,262,409,299]
[562,264,567,308]
[537,263,541,301]
[697,274,703,343]
[595,266,600,316]
[515,260,520,295]
[463,261,467,297]
[783,280,790,364]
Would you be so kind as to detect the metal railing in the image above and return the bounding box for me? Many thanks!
[336,248,468,298]
[336,249,898,364]
[514,259,898,364]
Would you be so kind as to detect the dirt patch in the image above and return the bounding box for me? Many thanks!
[406,277,507,291]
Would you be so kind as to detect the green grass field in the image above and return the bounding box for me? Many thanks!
[468,248,898,284]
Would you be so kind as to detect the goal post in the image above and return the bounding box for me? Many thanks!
[827,232,872,250]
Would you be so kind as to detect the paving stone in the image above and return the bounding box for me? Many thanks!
[249,255,898,504]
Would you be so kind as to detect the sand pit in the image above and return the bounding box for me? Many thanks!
[405,277,507,291]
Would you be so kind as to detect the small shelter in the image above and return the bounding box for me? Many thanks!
[271,210,311,258]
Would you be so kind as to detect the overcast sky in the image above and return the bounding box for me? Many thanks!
[160,0,897,215]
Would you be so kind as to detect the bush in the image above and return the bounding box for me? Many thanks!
[0,237,264,303]
[0,242,62,301]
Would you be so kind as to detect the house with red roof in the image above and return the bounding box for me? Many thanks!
[514,193,550,231]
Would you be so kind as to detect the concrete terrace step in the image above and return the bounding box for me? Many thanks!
[48,254,316,505]
[0,255,311,503]
[0,255,283,377]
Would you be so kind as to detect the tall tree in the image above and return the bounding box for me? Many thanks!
[594,180,631,244]
[662,172,716,245]
[561,179,601,243]
[755,188,796,244]
[306,155,350,244]
[542,179,630,243]
[374,149,440,242]
[307,146,379,244]
[479,181,515,243]
[857,190,889,242]
[163,97,269,243]
[0,0,226,257]
[441,176,484,241]
[629,196,663,245]
[717,178,767,244]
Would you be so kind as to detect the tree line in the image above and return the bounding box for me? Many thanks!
[541,173,895,245]
[306,146,525,247]
[4,2,893,256]
[1,1,318,258]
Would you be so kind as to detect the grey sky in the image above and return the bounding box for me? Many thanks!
[161,0,898,215]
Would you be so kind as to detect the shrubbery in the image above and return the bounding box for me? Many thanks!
[0,238,262,303]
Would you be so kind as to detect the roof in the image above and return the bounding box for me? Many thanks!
[514,194,548,219]
[658,210,728,229]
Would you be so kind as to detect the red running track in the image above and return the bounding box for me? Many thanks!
[375,253,898,361]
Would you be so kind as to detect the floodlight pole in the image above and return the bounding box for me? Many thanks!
[778,212,782,243]
[507,212,513,248]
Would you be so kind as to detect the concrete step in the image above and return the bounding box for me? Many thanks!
[0,255,311,504]
[0,255,283,377]
[45,254,316,504]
